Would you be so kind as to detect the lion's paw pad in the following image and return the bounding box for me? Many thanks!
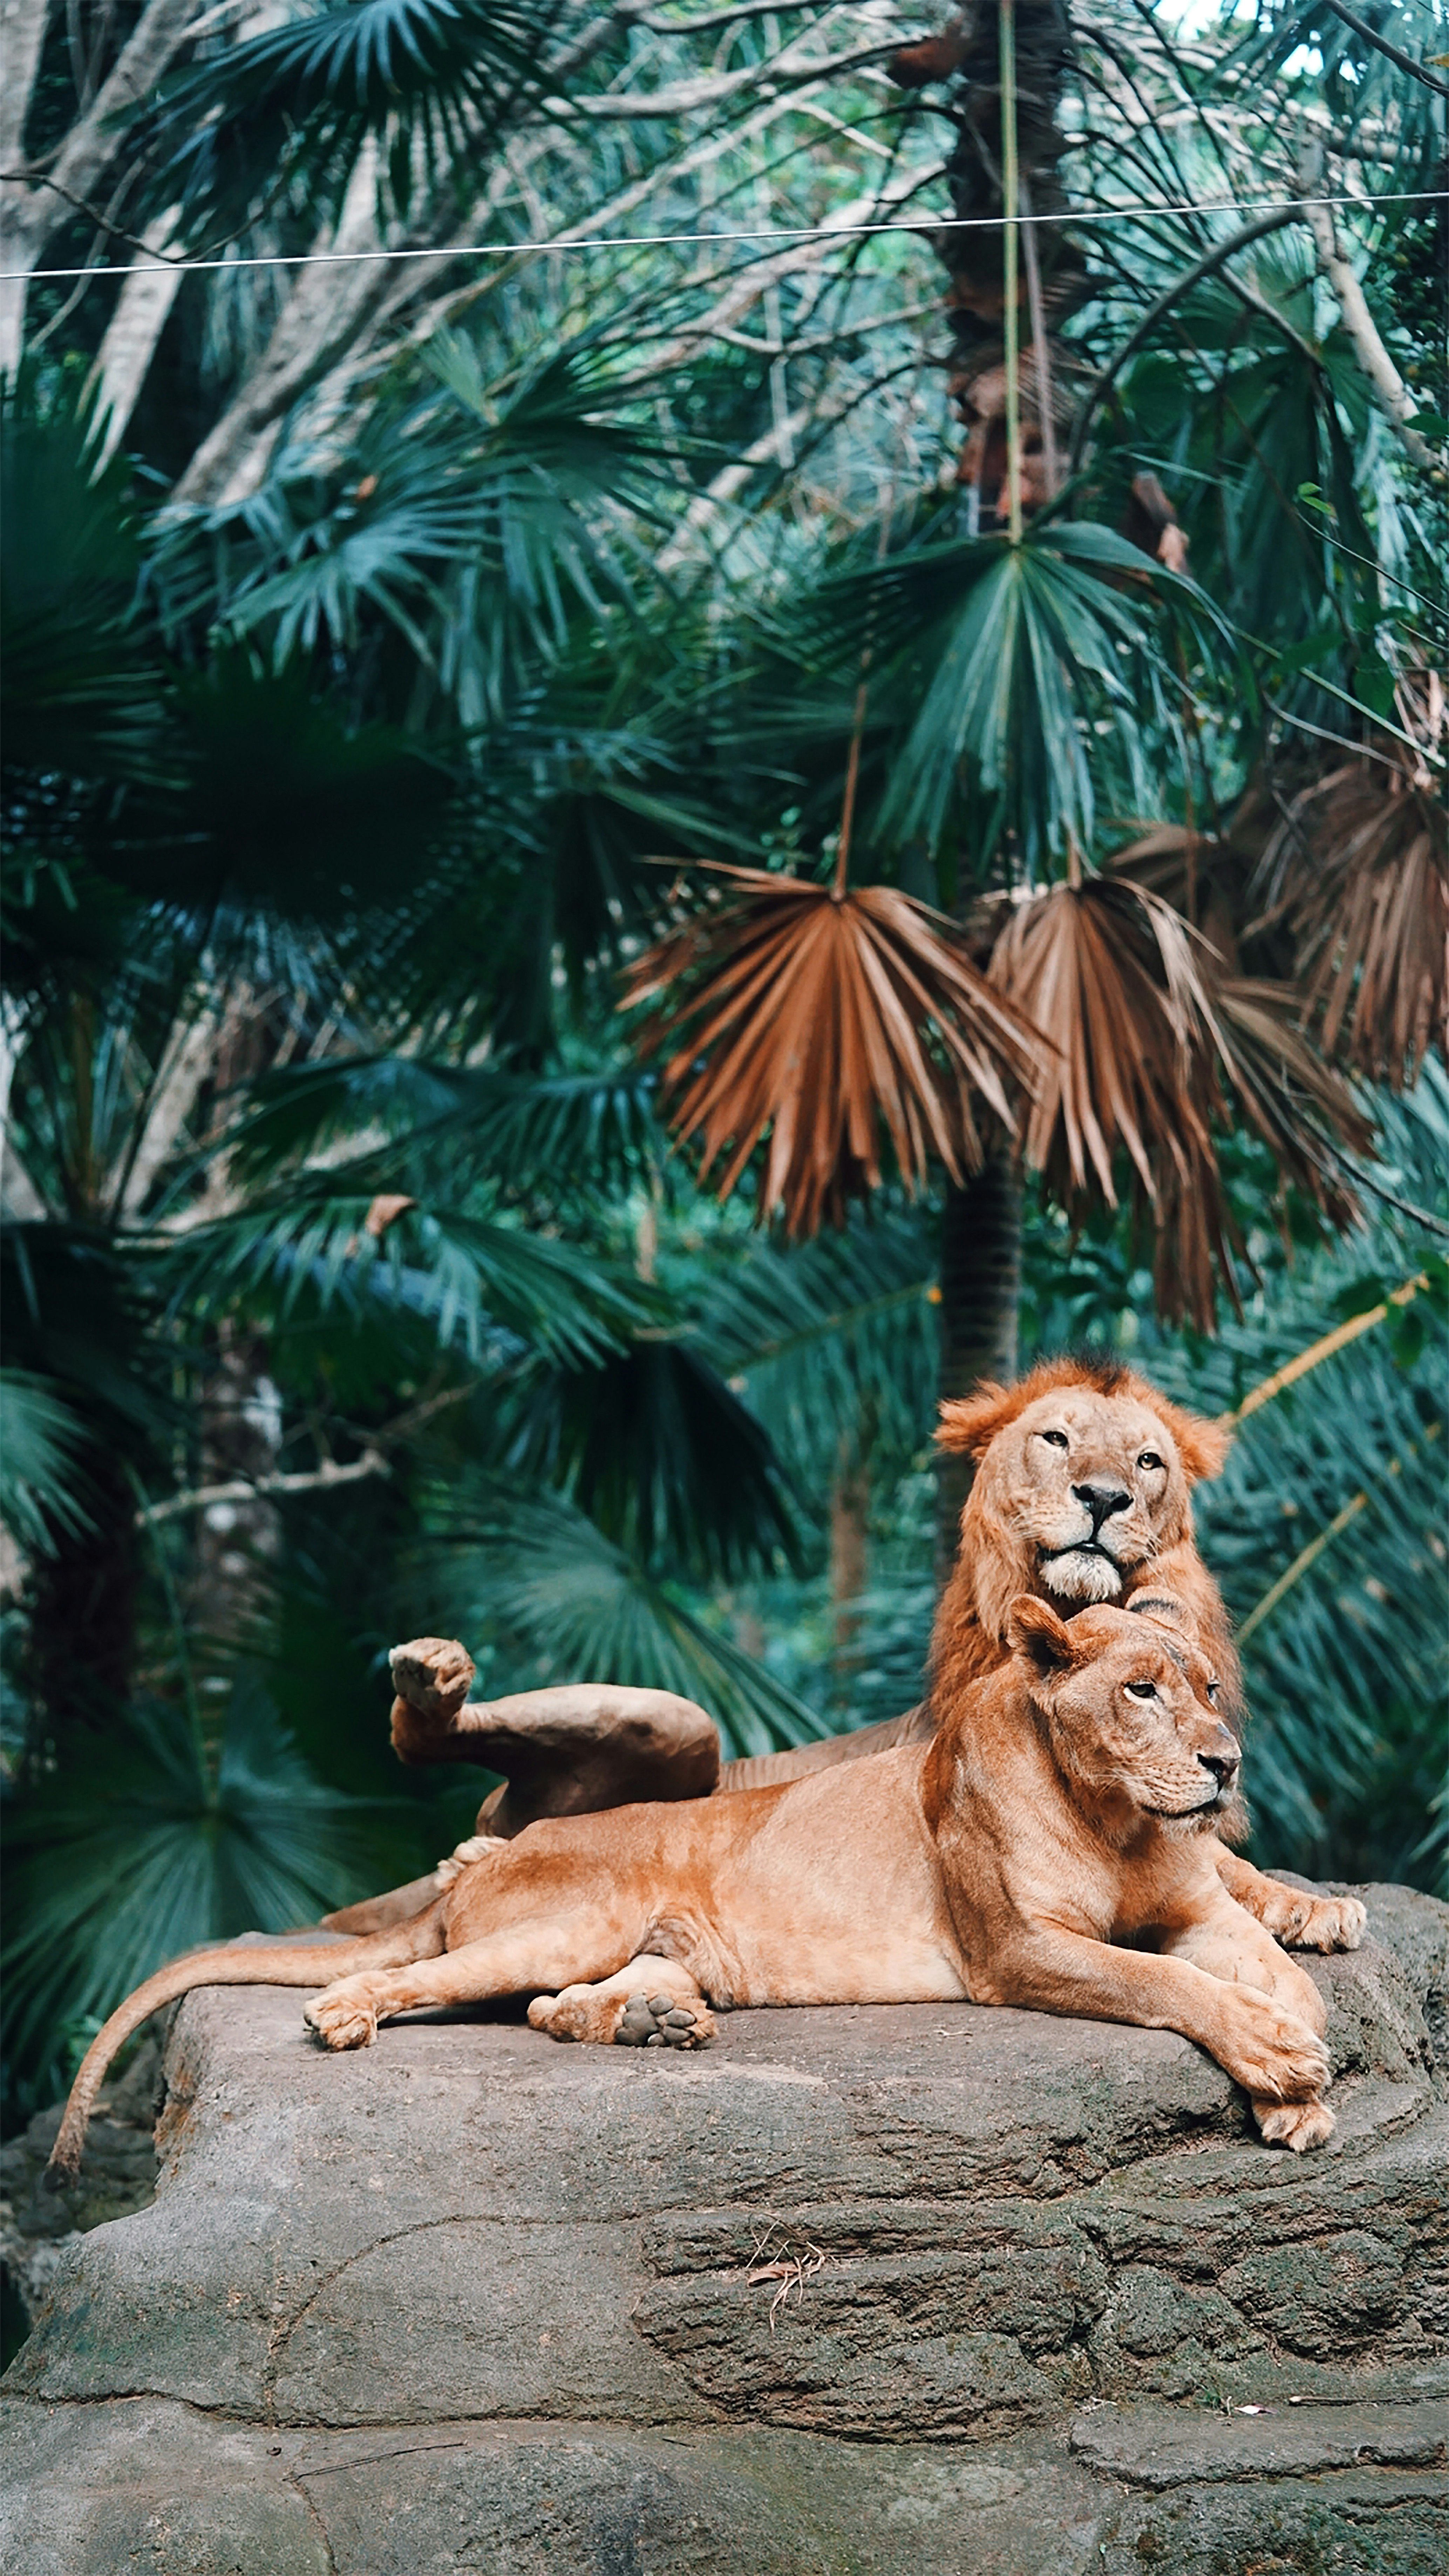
[614,1990,713,2049]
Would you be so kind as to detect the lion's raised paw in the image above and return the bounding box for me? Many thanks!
[388,1636,476,1720]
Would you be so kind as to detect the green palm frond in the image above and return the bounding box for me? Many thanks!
[1141,1064,1449,1891]
[223,1056,664,1199]
[2,1675,375,2082]
[139,0,551,243]
[0,1372,94,1553]
[693,1209,940,1482]
[420,1485,832,1761]
[879,522,1230,861]
[501,1340,804,1581]
[164,1194,658,1366]
[1201,1334,1447,1892]
[161,338,673,692]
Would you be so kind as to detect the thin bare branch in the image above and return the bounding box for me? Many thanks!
[1297,141,1444,473]
[1318,0,1449,101]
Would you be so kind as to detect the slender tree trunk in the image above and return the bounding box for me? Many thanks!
[934,1145,1021,1584]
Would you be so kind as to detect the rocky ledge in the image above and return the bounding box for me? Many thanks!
[3,1878,1447,2575]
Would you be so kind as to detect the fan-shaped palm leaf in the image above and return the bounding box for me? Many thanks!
[988,875,1369,1325]
[0,1372,94,1554]
[1,1677,375,2078]
[1252,677,1449,1088]
[621,865,1040,1237]
[138,0,547,242]
[417,1486,832,1763]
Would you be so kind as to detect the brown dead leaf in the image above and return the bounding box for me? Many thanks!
[1252,675,1448,1087]
[364,1193,416,1241]
[989,878,1367,1327]
[620,867,1041,1237]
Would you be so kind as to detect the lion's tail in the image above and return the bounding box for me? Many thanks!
[48,1910,445,2182]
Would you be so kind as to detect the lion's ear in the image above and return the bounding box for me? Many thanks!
[1158,1402,1232,1486]
[1006,1594,1079,1678]
[936,1381,1016,1458]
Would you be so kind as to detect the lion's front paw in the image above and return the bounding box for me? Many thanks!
[304,1988,379,2051]
[1217,1991,1331,2105]
[1244,1878,1366,1953]
[1281,1891,1365,1953]
[1253,2096,1335,2153]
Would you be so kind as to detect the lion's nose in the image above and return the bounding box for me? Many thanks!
[1073,1480,1131,1532]
[1198,1737,1240,1788]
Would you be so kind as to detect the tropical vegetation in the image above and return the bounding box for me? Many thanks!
[2,1,1445,2133]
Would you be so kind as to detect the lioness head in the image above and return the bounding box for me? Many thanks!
[1007,1594,1240,1834]
[938,1355,1231,1622]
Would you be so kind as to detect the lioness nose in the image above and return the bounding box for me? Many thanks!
[1073,1480,1131,1531]
[1199,1740,1240,1786]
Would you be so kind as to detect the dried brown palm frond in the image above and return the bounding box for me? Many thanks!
[1108,822,1251,973]
[987,875,1368,1326]
[619,866,1041,1237]
[1251,675,1449,1088]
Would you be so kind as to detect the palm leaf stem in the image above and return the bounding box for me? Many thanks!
[999,0,1023,548]
[1226,1272,1432,1428]
[1237,1412,1445,1649]
[1236,1491,1369,1647]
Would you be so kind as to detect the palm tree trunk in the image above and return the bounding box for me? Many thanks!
[935,1145,1021,1583]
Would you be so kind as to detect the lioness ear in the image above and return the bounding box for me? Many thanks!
[1156,1400,1232,1486]
[936,1381,1016,1458]
[1006,1594,1079,1678]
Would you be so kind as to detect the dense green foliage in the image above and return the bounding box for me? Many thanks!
[1,1,1445,2121]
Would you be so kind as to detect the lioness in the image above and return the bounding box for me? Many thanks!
[49,1599,1334,2179]
[336,1357,1363,1959]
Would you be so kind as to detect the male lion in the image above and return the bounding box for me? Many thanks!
[332,1357,1363,1959]
[50,1599,1335,2180]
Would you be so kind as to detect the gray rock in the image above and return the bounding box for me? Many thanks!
[3,1878,1447,2572]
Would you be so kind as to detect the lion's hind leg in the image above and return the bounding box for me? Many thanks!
[304,1912,642,2052]
[529,1956,715,2050]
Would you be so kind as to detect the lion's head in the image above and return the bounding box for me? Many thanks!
[937,1355,1232,1636]
[1006,1594,1239,1837]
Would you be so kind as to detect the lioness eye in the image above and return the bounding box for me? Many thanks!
[1137,1449,1164,1473]
[1040,1428,1069,1449]
[1124,1680,1158,1702]
[1207,1681,1220,1704]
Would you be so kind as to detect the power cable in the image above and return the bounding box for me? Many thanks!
[5,187,1445,285]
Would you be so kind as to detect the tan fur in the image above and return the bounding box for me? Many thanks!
[927,1357,1363,1955]
[334,1359,1365,1963]
[49,1604,1336,2179]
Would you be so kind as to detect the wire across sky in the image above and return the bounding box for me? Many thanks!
[7,186,1446,285]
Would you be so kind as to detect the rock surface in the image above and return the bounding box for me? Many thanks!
[3,1880,1447,2574]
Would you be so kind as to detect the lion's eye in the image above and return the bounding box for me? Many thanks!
[1137,1450,1164,1473]
[1124,1679,1158,1702]
[1040,1428,1069,1450]
[1207,1681,1220,1704]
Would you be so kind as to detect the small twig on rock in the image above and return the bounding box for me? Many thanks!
[746,2222,828,2328]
